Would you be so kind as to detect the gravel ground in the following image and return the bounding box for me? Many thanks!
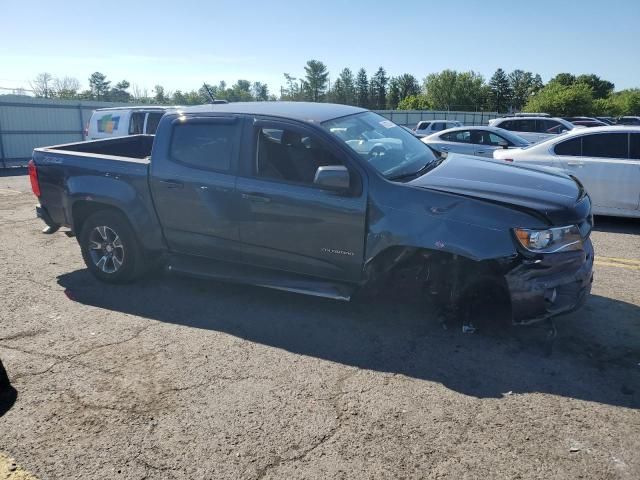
[1,172,639,480]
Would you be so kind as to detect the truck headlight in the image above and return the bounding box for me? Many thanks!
[513,225,583,253]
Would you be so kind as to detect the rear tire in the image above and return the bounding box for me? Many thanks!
[79,210,146,284]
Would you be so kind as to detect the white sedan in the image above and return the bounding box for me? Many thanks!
[493,126,640,218]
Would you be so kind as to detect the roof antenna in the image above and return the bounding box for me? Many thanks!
[203,83,228,104]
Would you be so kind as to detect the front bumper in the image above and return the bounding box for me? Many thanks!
[505,238,594,325]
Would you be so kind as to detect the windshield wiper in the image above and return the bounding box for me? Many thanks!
[388,157,444,181]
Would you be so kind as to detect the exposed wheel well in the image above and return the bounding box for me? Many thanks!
[364,247,513,324]
[72,201,128,237]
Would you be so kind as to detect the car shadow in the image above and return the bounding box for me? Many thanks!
[593,215,640,235]
[0,359,17,417]
[57,269,640,409]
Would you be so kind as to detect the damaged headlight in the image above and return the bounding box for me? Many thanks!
[513,225,583,253]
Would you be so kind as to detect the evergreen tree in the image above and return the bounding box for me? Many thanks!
[387,77,400,109]
[356,68,369,108]
[338,68,356,105]
[330,78,346,104]
[88,72,111,100]
[489,68,512,112]
[371,67,388,109]
[303,60,329,102]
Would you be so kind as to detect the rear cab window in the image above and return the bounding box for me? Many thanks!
[169,117,241,172]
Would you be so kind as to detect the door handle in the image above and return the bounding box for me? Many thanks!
[440,146,450,151]
[242,192,271,203]
[476,150,487,154]
[159,179,184,188]
[566,161,584,166]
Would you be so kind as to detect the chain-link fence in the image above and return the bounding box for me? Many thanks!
[0,96,128,168]
[374,110,500,128]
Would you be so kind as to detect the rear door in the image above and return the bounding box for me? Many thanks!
[500,119,539,142]
[555,132,640,212]
[150,115,244,259]
[472,130,508,157]
[235,118,367,282]
[437,130,476,155]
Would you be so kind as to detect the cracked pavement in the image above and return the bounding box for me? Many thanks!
[1,173,639,479]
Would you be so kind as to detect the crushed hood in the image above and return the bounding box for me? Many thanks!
[408,154,586,224]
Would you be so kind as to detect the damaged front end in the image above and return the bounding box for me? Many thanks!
[505,237,594,325]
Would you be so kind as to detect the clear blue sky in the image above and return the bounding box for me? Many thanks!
[2,0,639,95]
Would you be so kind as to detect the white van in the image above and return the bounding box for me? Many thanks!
[414,120,463,138]
[85,106,176,140]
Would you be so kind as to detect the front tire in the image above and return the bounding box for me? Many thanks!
[79,210,145,283]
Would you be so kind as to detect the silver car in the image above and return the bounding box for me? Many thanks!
[422,126,530,158]
[488,116,575,143]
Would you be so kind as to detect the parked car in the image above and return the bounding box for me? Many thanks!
[30,102,593,326]
[414,120,463,138]
[422,126,530,158]
[493,126,640,218]
[85,106,177,140]
[617,116,640,126]
[596,116,616,125]
[562,116,598,122]
[513,112,550,117]
[570,120,609,128]
[488,116,575,143]
[328,126,403,156]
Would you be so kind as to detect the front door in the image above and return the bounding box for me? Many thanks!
[150,115,245,259]
[235,120,368,283]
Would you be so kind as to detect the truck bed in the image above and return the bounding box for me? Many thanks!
[42,134,154,160]
[32,135,160,247]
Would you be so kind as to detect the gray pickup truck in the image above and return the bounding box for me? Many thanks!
[30,102,593,327]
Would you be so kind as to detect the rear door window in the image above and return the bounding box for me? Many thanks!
[630,133,640,160]
[581,133,628,158]
[169,119,240,172]
[474,130,507,146]
[513,119,536,132]
[145,112,163,134]
[554,137,582,156]
[538,119,567,134]
[129,112,145,134]
[441,130,471,143]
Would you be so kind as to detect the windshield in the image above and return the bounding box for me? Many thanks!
[322,112,438,179]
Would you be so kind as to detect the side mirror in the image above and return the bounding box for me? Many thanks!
[499,140,509,149]
[314,166,350,191]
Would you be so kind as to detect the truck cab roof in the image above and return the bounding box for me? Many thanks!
[173,101,367,124]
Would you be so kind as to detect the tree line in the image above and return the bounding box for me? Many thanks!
[27,61,640,116]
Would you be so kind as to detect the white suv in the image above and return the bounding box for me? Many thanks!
[414,120,462,138]
[488,116,575,143]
